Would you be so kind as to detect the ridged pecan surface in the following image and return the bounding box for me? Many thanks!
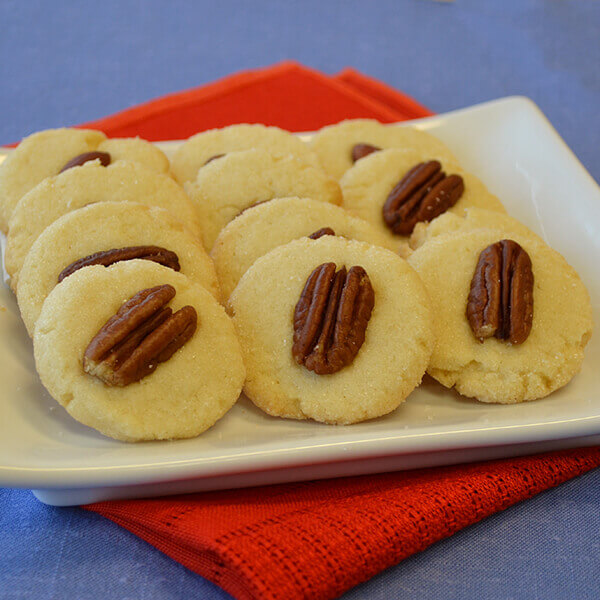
[83,284,197,386]
[59,151,111,173]
[382,160,464,235]
[351,143,380,162]
[466,239,534,345]
[292,262,374,374]
[58,246,180,282]
[308,227,335,240]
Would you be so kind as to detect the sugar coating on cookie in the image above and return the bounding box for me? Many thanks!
[5,161,203,289]
[0,128,170,233]
[309,119,458,180]
[34,261,245,442]
[229,236,434,424]
[211,196,401,301]
[97,137,170,175]
[184,149,342,250]
[0,128,105,233]
[171,123,320,184]
[340,148,506,247]
[17,201,220,336]
[408,229,593,403]
[410,207,545,250]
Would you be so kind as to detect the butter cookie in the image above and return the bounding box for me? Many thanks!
[309,119,457,180]
[34,260,244,441]
[229,236,434,424]
[0,128,169,232]
[341,148,506,249]
[184,149,342,250]
[5,161,202,288]
[408,229,593,403]
[211,196,401,301]
[18,201,219,335]
[171,123,319,184]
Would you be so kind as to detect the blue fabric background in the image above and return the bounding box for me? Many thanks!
[1,1,599,598]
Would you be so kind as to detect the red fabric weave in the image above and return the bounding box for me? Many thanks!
[79,62,600,600]
[87,447,600,600]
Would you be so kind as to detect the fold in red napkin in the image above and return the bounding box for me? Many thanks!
[80,62,600,600]
[80,61,433,138]
[88,447,600,600]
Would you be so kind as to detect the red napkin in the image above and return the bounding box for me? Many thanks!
[78,62,600,600]
[79,61,433,138]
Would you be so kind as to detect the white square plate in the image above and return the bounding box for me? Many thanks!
[1,96,599,506]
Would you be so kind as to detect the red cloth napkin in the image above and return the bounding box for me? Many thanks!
[79,61,433,138]
[79,62,600,600]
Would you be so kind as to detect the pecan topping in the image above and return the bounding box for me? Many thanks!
[292,262,374,374]
[351,143,380,163]
[83,284,197,386]
[382,161,464,235]
[308,227,335,240]
[59,151,111,173]
[58,246,180,283]
[204,153,225,166]
[466,240,534,345]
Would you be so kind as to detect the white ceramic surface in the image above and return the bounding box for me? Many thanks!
[1,96,599,506]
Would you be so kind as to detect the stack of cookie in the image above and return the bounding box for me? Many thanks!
[0,128,245,442]
[0,120,593,442]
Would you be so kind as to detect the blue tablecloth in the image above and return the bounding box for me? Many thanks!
[1,1,599,598]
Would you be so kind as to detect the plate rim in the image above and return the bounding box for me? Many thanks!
[1,95,599,490]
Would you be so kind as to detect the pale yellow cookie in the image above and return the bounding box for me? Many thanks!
[410,207,545,250]
[229,236,435,424]
[0,128,169,232]
[34,260,245,442]
[97,137,170,175]
[408,229,593,403]
[211,196,401,301]
[0,129,105,232]
[184,149,342,250]
[5,161,202,289]
[171,123,320,184]
[309,118,458,180]
[341,148,506,248]
[18,201,219,336]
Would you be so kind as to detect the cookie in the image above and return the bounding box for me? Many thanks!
[170,123,320,184]
[34,260,245,442]
[211,196,402,301]
[5,161,203,289]
[410,207,545,250]
[309,118,458,180]
[340,148,506,249]
[184,149,342,250]
[17,201,220,336]
[228,236,434,424]
[94,137,170,174]
[0,128,169,232]
[408,229,593,403]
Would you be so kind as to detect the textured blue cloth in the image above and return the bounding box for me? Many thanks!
[1,1,599,598]
[2,471,600,600]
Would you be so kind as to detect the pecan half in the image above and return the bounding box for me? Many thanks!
[308,227,335,240]
[351,143,380,163]
[59,151,111,173]
[83,284,197,386]
[382,161,464,235]
[292,262,374,374]
[58,246,181,283]
[466,239,534,345]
